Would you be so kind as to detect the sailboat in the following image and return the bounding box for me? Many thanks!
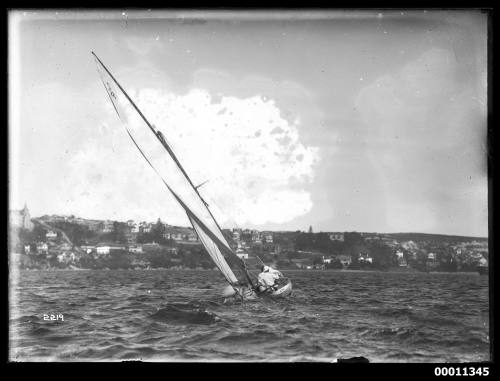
[92,52,292,301]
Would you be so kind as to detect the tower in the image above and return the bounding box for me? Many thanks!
[20,202,33,230]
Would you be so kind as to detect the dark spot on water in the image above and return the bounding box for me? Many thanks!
[150,303,219,325]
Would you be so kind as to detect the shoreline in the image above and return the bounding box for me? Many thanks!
[15,267,483,275]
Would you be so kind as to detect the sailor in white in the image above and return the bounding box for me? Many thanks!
[257,265,282,292]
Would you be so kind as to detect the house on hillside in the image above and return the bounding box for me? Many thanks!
[164,231,182,240]
[80,245,95,254]
[57,252,77,263]
[85,220,102,232]
[163,227,198,242]
[263,232,273,243]
[128,245,144,254]
[100,220,115,233]
[395,250,407,266]
[251,230,262,243]
[127,220,140,233]
[336,255,352,267]
[329,233,344,242]
[36,242,49,254]
[96,243,126,256]
[359,253,373,264]
[46,230,57,240]
[235,247,248,259]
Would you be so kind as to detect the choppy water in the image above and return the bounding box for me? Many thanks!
[9,269,490,362]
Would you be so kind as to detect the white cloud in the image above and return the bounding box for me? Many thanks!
[60,86,319,226]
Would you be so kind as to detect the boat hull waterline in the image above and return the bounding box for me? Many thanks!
[228,278,293,301]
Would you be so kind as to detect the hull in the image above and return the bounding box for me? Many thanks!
[256,278,293,299]
[269,279,293,298]
[230,279,293,302]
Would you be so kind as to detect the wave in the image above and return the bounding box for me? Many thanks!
[358,326,416,340]
[28,326,52,336]
[150,303,220,325]
[217,330,281,344]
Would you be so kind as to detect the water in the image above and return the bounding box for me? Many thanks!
[9,269,490,362]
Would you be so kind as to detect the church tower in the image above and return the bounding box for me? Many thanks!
[21,202,34,230]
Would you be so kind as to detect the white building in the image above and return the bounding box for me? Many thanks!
[96,244,126,255]
[235,247,248,259]
[36,242,48,254]
[263,233,273,243]
[80,245,95,254]
[127,220,140,233]
[322,256,333,264]
[164,232,183,240]
[101,220,115,233]
[329,233,344,242]
[359,253,373,264]
[46,231,57,240]
[128,245,144,254]
[57,252,77,263]
[96,246,110,255]
[141,223,152,233]
[251,231,261,242]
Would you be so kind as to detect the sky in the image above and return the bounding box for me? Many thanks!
[9,10,488,236]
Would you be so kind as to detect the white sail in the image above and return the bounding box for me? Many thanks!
[92,52,245,286]
[188,216,238,284]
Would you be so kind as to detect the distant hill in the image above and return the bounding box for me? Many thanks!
[383,232,488,244]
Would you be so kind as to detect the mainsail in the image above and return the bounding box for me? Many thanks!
[92,52,252,288]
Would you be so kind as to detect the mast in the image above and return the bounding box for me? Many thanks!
[93,52,213,209]
[92,52,254,288]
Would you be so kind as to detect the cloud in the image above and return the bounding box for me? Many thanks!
[355,48,487,235]
[60,86,319,226]
[11,82,105,214]
[191,68,322,131]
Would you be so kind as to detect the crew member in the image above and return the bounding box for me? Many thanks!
[257,265,282,292]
